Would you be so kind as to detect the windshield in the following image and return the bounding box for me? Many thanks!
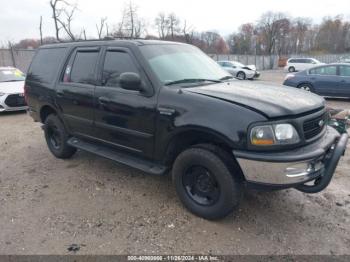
[140,44,231,85]
[233,61,245,67]
[0,68,25,82]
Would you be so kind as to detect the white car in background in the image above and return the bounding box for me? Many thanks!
[0,67,27,112]
[217,61,260,80]
[284,58,324,72]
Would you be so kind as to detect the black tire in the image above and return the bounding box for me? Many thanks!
[288,66,296,72]
[298,83,314,93]
[236,71,246,80]
[172,145,242,220]
[44,114,76,159]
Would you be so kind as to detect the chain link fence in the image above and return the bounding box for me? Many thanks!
[0,49,36,73]
[0,48,349,73]
[209,53,350,70]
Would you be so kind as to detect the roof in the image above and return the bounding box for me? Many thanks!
[39,39,187,49]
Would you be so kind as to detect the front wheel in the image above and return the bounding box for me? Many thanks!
[236,71,246,80]
[298,83,314,92]
[44,114,77,159]
[172,145,242,220]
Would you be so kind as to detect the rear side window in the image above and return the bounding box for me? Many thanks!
[28,48,66,83]
[102,51,139,88]
[309,66,337,75]
[339,66,350,77]
[66,51,99,84]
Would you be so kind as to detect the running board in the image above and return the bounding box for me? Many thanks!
[67,137,167,175]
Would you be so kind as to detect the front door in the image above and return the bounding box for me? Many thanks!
[310,65,339,96]
[93,47,157,158]
[339,65,350,97]
[55,47,101,137]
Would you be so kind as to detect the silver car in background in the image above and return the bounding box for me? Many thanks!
[217,60,260,80]
[0,67,27,112]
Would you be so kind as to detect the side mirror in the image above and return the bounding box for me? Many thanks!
[119,72,143,91]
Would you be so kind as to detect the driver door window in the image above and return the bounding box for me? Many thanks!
[102,51,139,88]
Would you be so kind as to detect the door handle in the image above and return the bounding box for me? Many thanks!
[98,97,110,105]
[56,90,64,98]
[340,79,346,83]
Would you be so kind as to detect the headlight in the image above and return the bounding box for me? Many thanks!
[250,124,300,146]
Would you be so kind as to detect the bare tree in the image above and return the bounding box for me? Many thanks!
[182,20,195,43]
[257,12,290,55]
[106,23,110,37]
[82,29,87,40]
[49,0,78,41]
[57,5,77,41]
[96,17,107,39]
[168,13,180,39]
[50,0,61,41]
[124,1,137,38]
[155,13,169,39]
[39,16,43,45]
[112,1,145,39]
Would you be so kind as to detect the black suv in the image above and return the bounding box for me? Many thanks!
[25,40,348,220]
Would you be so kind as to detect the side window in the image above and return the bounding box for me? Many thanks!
[339,66,350,77]
[102,51,139,88]
[63,50,99,84]
[309,66,337,75]
[309,67,320,75]
[28,48,66,83]
[289,59,296,63]
[322,66,337,75]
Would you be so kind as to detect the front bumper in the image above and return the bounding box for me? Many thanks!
[234,127,348,189]
[0,93,28,112]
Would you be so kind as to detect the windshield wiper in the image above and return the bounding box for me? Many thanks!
[165,78,222,86]
[220,75,234,81]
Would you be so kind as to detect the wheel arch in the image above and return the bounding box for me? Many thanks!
[236,71,245,76]
[297,82,314,89]
[160,126,237,167]
[40,104,58,123]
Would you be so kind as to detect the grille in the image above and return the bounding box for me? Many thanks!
[303,113,327,140]
[4,94,26,107]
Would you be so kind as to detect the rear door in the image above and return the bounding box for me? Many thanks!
[339,65,350,97]
[309,65,339,96]
[93,47,157,158]
[55,47,101,137]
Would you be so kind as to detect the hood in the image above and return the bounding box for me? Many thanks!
[243,65,256,71]
[186,81,325,118]
[0,81,25,94]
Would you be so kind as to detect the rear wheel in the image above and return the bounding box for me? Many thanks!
[44,114,76,159]
[288,66,296,72]
[236,71,246,80]
[172,145,242,220]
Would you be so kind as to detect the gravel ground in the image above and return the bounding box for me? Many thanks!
[0,71,349,255]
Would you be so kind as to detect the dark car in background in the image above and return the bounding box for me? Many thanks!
[283,63,350,98]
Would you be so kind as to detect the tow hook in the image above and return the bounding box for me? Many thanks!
[295,133,348,194]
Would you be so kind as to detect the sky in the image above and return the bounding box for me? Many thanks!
[0,0,350,44]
